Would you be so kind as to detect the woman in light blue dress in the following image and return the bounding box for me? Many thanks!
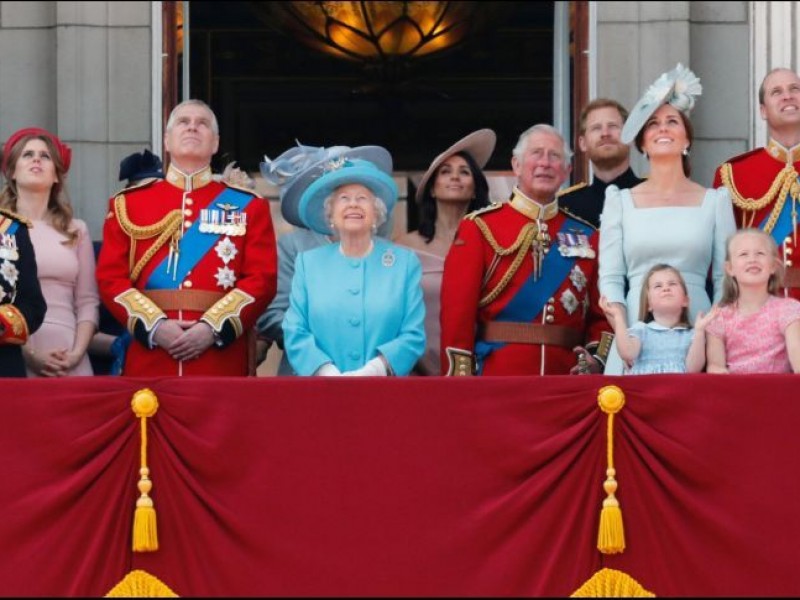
[598,64,736,374]
[281,146,425,376]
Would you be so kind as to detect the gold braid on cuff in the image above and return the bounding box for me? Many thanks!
[114,289,167,333]
[200,289,255,336]
[445,347,476,376]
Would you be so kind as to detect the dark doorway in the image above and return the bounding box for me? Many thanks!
[187,1,556,175]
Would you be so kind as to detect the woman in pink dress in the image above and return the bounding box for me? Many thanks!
[394,129,495,375]
[0,128,99,376]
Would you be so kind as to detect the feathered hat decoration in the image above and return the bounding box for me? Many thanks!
[621,63,702,144]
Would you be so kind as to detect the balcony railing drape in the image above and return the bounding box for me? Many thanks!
[1,374,797,596]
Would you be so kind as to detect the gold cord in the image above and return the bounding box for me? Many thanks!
[474,218,537,307]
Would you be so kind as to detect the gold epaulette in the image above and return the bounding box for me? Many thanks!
[0,207,31,227]
[464,202,503,221]
[112,177,161,197]
[559,206,597,230]
[723,147,763,165]
[556,182,588,197]
[222,180,262,198]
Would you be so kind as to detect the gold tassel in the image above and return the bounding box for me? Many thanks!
[105,569,179,597]
[597,385,626,554]
[571,567,654,597]
[131,388,160,552]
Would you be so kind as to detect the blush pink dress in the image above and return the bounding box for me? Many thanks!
[411,248,443,376]
[26,219,99,376]
[706,295,800,373]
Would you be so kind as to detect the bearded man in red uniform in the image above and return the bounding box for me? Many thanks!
[440,124,611,376]
[713,67,800,298]
[96,99,277,376]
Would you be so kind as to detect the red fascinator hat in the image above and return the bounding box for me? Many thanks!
[2,127,72,173]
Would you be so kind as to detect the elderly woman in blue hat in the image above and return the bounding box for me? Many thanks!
[257,143,392,375]
[597,64,736,374]
[281,147,425,376]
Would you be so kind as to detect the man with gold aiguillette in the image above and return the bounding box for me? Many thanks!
[0,207,46,377]
[714,68,800,299]
[96,100,277,376]
[439,124,612,376]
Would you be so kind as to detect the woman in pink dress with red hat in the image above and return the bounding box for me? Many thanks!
[0,127,99,376]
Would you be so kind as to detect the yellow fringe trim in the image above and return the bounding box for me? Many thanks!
[597,386,626,554]
[571,568,655,597]
[105,569,179,597]
[131,389,159,552]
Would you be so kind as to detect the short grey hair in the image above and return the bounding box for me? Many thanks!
[165,99,219,135]
[512,123,572,168]
[323,189,388,234]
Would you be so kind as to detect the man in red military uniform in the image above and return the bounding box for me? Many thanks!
[96,99,277,376]
[440,124,611,376]
[713,67,800,298]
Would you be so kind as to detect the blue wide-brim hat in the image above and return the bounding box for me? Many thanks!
[260,143,393,230]
[298,157,398,235]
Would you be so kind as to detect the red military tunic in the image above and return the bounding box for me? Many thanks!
[96,164,277,376]
[440,189,610,376]
[713,139,800,299]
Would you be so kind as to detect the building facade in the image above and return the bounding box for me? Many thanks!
[0,1,796,240]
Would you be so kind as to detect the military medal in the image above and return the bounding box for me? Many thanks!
[215,266,236,289]
[0,234,19,261]
[0,259,19,288]
[215,236,238,265]
[557,230,595,259]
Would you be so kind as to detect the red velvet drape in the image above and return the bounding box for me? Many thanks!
[1,375,798,596]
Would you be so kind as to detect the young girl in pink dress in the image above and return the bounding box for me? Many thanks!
[706,228,800,373]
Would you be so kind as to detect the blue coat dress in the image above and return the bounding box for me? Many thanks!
[283,237,426,376]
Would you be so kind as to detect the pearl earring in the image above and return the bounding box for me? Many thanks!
[683,147,690,156]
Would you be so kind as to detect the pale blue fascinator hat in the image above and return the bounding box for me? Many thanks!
[621,63,703,145]
[261,142,395,235]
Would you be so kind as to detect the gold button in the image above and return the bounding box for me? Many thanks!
[184,209,193,217]
[147,308,155,314]
[786,248,793,256]
[183,280,193,288]
[184,220,192,229]
[787,259,794,267]
[545,315,555,323]
[185,198,194,206]
[546,305,555,313]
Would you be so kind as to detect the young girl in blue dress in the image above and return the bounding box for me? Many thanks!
[600,263,717,374]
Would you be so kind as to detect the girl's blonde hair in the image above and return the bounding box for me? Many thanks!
[719,228,784,306]
[638,263,692,326]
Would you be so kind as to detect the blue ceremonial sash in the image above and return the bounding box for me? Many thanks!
[759,175,800,245]
[475,217,593,373]
[145,188,252,290]
[3,221,19,235]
